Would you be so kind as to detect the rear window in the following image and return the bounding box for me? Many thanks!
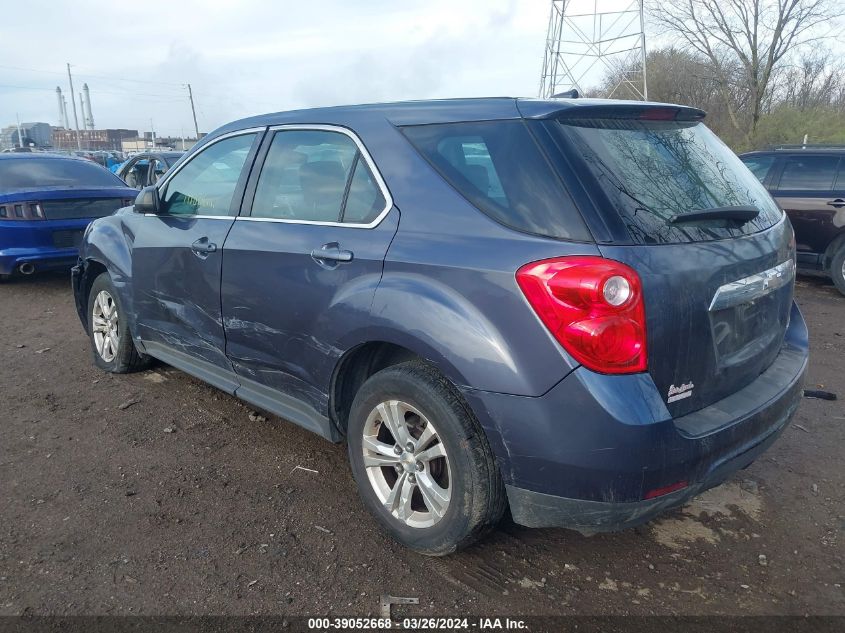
[557,119,783,244]
[401,121,590,241]
[0,158,124,189]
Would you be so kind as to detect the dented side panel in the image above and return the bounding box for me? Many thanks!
[129,214,237,373]
[220,209,400,416]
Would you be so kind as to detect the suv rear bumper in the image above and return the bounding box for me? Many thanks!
[463,301,808,532]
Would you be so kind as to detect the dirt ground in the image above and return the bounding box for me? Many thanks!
[1,272,843,618]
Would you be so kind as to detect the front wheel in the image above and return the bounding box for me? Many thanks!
[347,361,506,555]
[831,244,845,296]
[87,272,151,373]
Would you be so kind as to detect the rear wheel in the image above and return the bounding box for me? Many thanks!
[347,361,505,555]
[87,272,151,373]
[831,244,845,296]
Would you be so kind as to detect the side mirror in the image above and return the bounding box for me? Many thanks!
[134,186,160,214]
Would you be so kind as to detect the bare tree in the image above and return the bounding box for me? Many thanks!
[777,50,845,110]
[649,0,841,140]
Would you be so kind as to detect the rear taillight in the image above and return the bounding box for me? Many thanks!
[0,202,44,221]
[516,256,647,374]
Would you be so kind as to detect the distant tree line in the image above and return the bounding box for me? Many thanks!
[593,0,844,151]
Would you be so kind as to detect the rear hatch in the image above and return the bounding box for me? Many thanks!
[548,109,794,417]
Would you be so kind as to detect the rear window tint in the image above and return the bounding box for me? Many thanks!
[0,158,124,189]
[777,155,839,190]
[557,119,783,244]
[401,121,590,241]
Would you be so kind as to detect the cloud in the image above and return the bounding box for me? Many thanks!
[1,0,548,136]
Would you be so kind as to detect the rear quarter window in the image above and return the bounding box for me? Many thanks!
[740,155,776,184]
[401,120,591,241]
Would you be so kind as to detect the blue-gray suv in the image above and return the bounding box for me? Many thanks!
[72,98,808,555]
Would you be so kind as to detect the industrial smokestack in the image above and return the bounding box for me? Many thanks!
[62,96,69,129]
[82,83,95,129]
[79,94,86,130]
[56,87,65,128]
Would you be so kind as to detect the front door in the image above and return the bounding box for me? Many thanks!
[221,126,398,424]
[131,131,261,390]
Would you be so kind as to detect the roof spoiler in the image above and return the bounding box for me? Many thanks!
[519,101,706,122]
[555,104,705,121]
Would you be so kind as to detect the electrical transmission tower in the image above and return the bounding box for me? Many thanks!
[539,0,648,100]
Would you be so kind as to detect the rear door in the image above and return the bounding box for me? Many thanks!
[770,153,843,257]
[221,125,398,419]
[549,115,794,418]
[130,131,261,387]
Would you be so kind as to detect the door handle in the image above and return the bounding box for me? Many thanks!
[311,243,353,265]
[191,238,217,257]
[827,199,845,209]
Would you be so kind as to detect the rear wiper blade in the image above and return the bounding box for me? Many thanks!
[670,205,760,224]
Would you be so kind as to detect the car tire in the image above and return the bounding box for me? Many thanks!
[831,244,845,297]
[347,360,506,556]
[87,272,151,373]
[0,273,11,283]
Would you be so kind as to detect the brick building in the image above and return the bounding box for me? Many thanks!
[52,128,138,151]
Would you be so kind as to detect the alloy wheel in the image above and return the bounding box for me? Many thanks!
[92,290,119,363]
[361,399,451,528]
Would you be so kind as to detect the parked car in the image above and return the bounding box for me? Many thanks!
[72,98,808,554]
[116,151,184,188]
[740,146,845,295]
[0,153,135,280]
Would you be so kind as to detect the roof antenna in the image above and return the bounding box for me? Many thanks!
[552,89,579,99]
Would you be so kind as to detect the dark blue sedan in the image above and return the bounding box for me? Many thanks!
[0,153,135,280]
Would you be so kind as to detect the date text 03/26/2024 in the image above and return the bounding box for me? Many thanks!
[307,617,528,630]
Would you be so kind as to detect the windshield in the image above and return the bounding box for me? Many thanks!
[0,158,124,189]
[557,119,782,244]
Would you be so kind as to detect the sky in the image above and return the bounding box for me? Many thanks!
[0,0,562,137]
[4,1,838,139]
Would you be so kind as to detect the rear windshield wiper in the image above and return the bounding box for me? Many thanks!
[670,205,760,224]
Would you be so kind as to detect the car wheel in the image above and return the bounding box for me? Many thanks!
[87,272,151,373]
[831,244,845,297]
[0,273,11,283]
[347,360,506,555]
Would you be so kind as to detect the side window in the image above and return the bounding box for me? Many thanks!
[740,155,775,184]
[160,133,256,216]
[251,129,386,224]
[778,155,839,191]
[436,137,507,204]
[402,120,591,241]
[341,155,387,223]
